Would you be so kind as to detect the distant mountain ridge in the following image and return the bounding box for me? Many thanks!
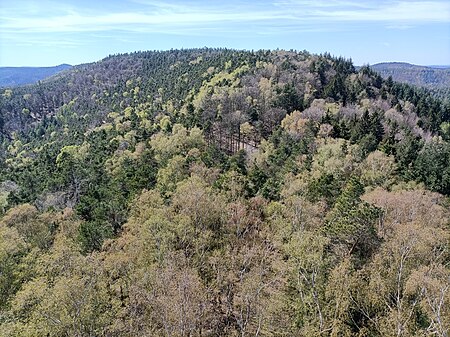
[369,62,450,89]
[0,64,72,87]
[428,65,450,69]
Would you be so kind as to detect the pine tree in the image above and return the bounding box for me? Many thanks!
[324,177,380,261]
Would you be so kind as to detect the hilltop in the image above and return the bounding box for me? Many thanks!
[370,62,450,90]
[0,64,72,87]
[0,49,449,336]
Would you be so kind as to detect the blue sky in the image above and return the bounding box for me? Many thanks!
[1,0,449,67]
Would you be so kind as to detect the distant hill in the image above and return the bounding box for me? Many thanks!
[428,65,450,69]
[369,62,450,89]
[0,64,72,87]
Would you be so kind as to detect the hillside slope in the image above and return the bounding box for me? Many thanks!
[0,49,450,336]
[0,64,72,87]
[370,62,450,89]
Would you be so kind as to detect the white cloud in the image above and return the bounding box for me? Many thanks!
[273,0,374,9]
[386,24,415,30]
[311,1,450,22]
[0,0,448,36]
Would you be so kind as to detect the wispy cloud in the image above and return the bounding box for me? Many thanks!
[3,33,82,48]
[309,1,450,22]
[386,24,415,30]
[1,0,449,36]
[273,0,375,9]
[1,9,278,34]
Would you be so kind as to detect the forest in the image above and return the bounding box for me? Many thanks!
[0,64,72,88]
[369,62,450,89]
[369,62,450,100]
[0,48,449,336]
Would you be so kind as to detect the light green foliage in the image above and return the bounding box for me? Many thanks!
[440,121,450,140]
[0,192,8,215]
[217,169,248,201]
[156,155,188,196]
[159,115,172,131]
[2,89,12,98]
[0,204,52,249]
[105,141,146,176]
[192,64,250,109]
[285,230,330,334]
[172,175,225,232]
[56,144,89,167]
[0,225,26,308]
[251,139,276,168]
[55,144,90,207]
[150,124,205,163]
[311,138,359,178]
[360,150,397,188]
[281,110,309,136]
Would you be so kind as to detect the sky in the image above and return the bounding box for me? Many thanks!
[1,0,449,67]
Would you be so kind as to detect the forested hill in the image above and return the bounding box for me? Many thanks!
[0,64,72,87]
[370,62,450,91]
[1,48,450,336]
